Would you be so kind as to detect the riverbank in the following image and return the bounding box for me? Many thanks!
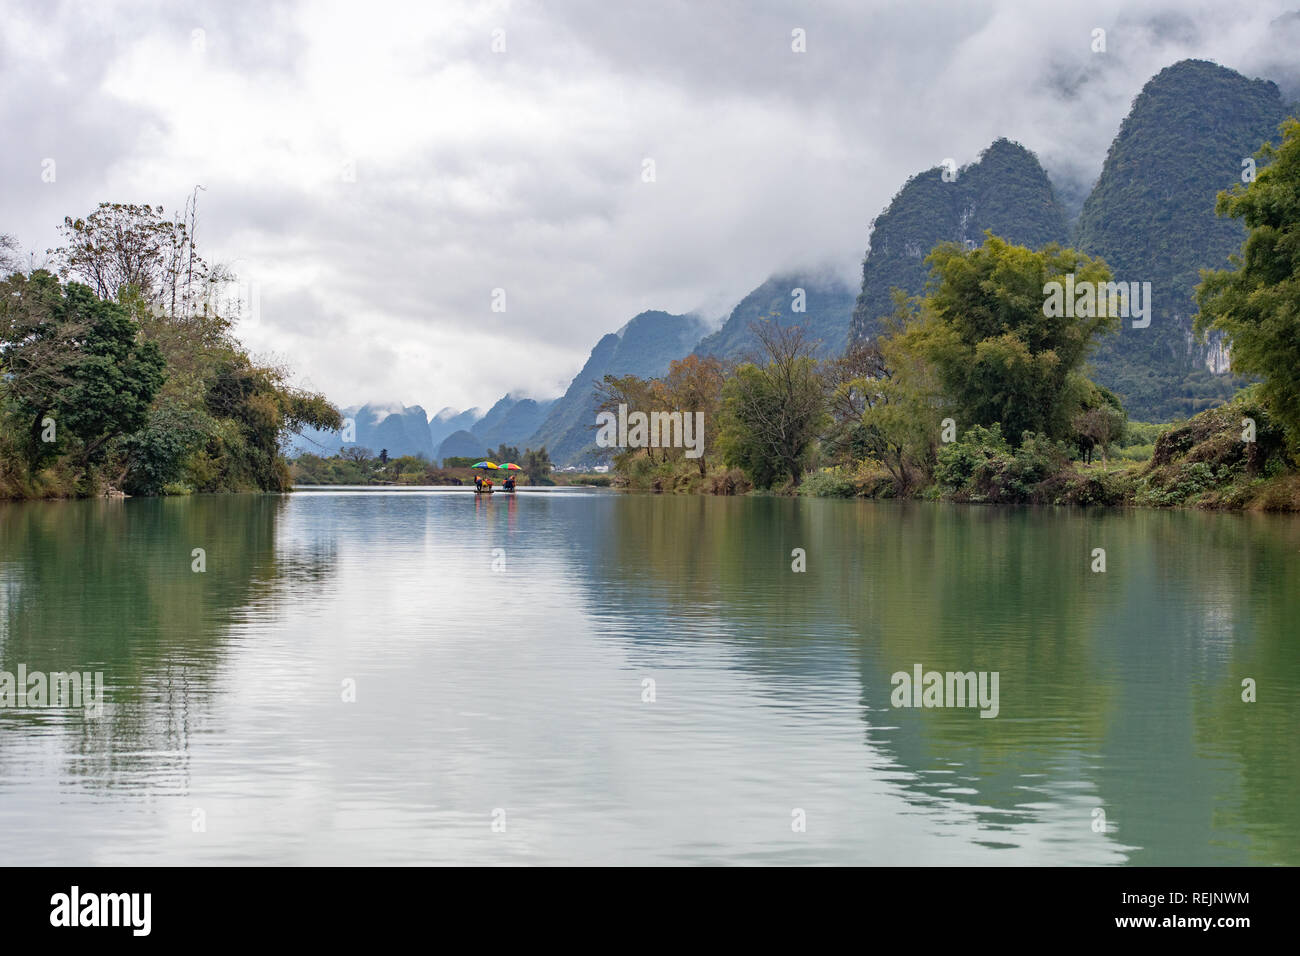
[2,458,614,500]
[0,464,81,501]
[288,454,613,489]
[0,463,142,501]
[609,393,1300,512]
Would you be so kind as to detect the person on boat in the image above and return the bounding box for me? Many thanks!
[474,474,483,492]
[504,475,515,491]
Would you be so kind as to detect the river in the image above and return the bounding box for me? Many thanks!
[1,488,1296,864]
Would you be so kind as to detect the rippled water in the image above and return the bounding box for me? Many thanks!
[1,489,1297,864]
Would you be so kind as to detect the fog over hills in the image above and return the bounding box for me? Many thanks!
[8,1,1300,411]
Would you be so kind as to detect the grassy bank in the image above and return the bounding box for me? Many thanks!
[596,392,1300,512]
[801,393,1300,512]
[289,452,618,488]
[0,459,85,500]
[606,453,754,495]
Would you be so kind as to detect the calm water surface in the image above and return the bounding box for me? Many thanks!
[1,488,1297,865]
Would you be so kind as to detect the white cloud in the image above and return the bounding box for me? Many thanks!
[3,0,1297,410]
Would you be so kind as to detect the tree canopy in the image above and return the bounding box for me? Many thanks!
[897,235,1118,445]
[717,322,828,488]
[2,199,339,498]
[1196,117,1300,448]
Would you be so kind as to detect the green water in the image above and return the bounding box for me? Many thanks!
[1,489,1297,865]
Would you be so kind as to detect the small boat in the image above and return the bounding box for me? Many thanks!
[474,486,494,494]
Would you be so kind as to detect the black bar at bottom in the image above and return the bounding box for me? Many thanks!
[1,865,1290,942]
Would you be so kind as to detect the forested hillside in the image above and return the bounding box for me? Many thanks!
[693,271,855,363]
[1074,59,1292,420]
[849,138,1069,342]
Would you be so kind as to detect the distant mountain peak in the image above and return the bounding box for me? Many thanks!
[1073,57,1287,419]
[288,401,435,459]
[526,309,708,465]
[849,137,1067,342]
[693,270,856,363]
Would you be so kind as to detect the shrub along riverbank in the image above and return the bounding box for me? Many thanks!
[799,390,1300,511]
[612,389,1300,511]
[288,448,614,488]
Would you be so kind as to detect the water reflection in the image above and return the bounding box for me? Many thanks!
[0,495,335,793]
[573,496,1300,864]
[0,489,1296,864]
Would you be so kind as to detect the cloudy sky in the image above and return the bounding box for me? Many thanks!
[3,0,1298,412]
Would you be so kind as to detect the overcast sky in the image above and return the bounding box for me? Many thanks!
[3,0,1298,412]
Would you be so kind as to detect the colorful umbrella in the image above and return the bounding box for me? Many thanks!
[470,461,499,469]
[500,462,522,471]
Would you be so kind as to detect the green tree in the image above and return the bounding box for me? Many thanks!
[523,447,552,483]
[522,447,553,481]
[54,284,166,470]
[1196,117,1300,448]
[201,355,339,491]
[0,273,165,485]
[3,199,339,499]
[0,270,81,470]
[119,398,213,495]
[717,321,828,488]
[522,444,553,481]
[856,293,947,490]
[905,234,1118,446]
